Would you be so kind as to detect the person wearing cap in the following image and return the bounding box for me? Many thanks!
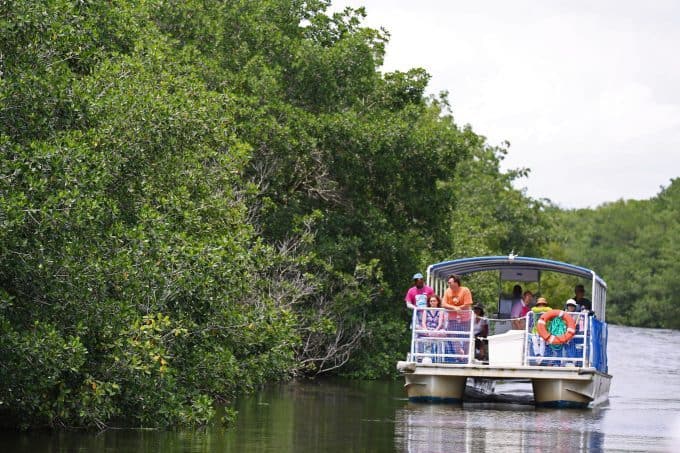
[529,297,551,331]
[565,299,578,312]
[562,299,586,364]
[529,297,552,364]
[405,273,435,342]
[565,298,584,331]
[404,272,434,311]
[562,299,581,365]
[532,297,551,313]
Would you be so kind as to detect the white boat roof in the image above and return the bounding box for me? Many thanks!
[426,255,607,288]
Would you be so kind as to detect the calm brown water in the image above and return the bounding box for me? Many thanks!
[2,325,679,452]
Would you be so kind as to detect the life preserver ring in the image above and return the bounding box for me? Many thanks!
[536,310,576,345]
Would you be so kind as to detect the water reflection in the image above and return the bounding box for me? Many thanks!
[222,379,405,452]
[395,402,606,452]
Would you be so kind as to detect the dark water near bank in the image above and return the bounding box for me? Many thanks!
[2,325,679,452]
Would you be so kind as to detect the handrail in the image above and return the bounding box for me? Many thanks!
[410,307,475,364]
[409,308,603,369]
[523,311,590,367]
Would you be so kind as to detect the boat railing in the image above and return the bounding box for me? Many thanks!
[409,308,608,372]
[409,308,474,364]
[523,311,590,367]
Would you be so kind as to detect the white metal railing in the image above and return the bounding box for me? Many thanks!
[409,308,594,368]
[409,308,476,364]
[523,311,590,367]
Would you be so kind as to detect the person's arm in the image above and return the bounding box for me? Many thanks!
[440,290,460,311]
[440,301,459,310]
[518,312,529,330]
[461,288,473,310]
[510,301,521,319]
[404,289,416,310]
[436,312,446,330]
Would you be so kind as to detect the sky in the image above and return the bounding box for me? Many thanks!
[330,0,680,209]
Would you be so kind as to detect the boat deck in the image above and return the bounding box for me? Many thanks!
[398,361,610,380]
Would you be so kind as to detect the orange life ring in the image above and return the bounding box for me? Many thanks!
[536,310,576,345]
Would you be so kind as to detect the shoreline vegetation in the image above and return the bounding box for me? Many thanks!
[1,0,678,429]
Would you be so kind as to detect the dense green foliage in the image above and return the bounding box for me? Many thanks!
[0,0,561,428]
[555,179,680,329]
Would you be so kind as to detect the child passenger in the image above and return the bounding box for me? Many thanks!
[421,294,447,334]
[420,295,447,362]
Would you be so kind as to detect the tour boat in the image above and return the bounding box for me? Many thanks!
[397,255,611,408]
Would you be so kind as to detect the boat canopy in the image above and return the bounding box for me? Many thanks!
[426,255,607,320]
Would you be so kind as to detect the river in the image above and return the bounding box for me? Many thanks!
[2,325,679,452]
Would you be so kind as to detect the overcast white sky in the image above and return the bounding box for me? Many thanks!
[330,0,680,208]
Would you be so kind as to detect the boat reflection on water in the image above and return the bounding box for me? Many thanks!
[394,401,606,452]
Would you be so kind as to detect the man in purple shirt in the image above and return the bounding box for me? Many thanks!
[404,273,435,310]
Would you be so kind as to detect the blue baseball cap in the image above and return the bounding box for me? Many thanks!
[412,273,424,280]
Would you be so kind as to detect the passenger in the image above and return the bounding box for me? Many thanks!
[565,299,578,312]
[441,274,472,360]
[473,305,489,361]
[441,274,473,311]
[573,284,592,312]
[563,299,581,365]
[531,297,552,317]
[421,294,447,333]
[404,273,434,330]
[508,284,523,317]
[565,298,584,331]
[529,297,552,363]
[404,272,434,311]
[512,284,523,301]
[420,294,447,362]
[511,290,533,330]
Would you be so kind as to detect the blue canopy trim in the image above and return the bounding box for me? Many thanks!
[427,256,607,288]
